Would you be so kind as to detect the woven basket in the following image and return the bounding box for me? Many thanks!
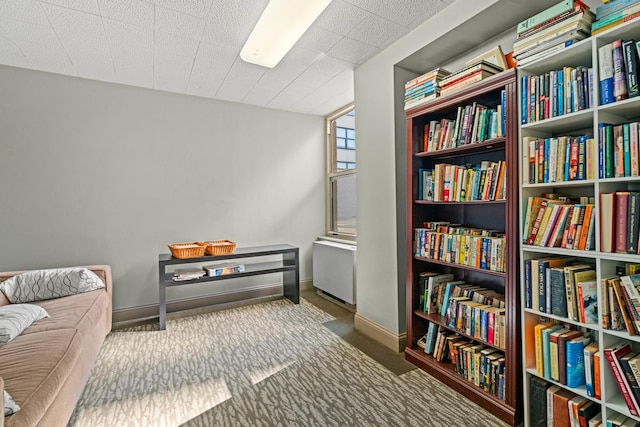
[168,242,207,259]
[203,240,236,256]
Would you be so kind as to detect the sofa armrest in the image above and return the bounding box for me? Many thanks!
[85,265,113,332]
[1,376,5,427]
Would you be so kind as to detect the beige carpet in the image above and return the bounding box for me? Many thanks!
[68,298,509,427]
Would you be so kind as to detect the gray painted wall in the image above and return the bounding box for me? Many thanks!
[0,65,325,311]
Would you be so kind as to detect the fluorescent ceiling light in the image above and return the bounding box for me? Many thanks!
[240,0,332,68]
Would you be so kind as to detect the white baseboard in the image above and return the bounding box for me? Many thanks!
[354,313,407,353]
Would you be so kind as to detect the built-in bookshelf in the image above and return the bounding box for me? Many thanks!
[405,69,520,425]
[519,18,640,427]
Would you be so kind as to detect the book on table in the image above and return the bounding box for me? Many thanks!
[203,262,245,277]
[173,267,206,281]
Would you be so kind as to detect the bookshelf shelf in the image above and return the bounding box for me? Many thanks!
[405,69,519,425]
[525,368,598,402]
[416,138,506,158]
[414,310,505,351]
[519,16,640,427]
[414,256,506,277]
[414,199,506,205]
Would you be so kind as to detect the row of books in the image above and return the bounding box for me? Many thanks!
[593,0,640,35]
[601,274,640,337]
[601,191,640,254]
[444,291,506,348]
[529,377,602,427]
[522,195,596,251]
[172,263,245,281]
[598,122,640,179]
[514,0,594,67]
[404,67,451,111]
[420,96,506,152]
[437,61,504,97]
[523,135,595,184]
[520,66,594,124]
[418,161,506,202]
[418,272,505,314]
[414,228,506,272]
[532,322,595,390]
[598,38,640,105]
[418,324,506,400]
[524,258,596,323]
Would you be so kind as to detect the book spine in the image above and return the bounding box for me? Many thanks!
[604,347,639,416]
[613,39,629,101]
[624,39,640,98]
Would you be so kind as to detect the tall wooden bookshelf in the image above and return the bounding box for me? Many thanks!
[519,18,640,427]
[405,69,521,425]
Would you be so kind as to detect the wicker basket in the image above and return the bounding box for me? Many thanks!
[168,242,207,259]
[203,240,237,256]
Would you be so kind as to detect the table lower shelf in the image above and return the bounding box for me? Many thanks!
[163,261,295,286]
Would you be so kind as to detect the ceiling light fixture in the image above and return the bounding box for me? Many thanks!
[240,0,332,68]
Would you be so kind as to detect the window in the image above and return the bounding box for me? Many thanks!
[325,104,356,239]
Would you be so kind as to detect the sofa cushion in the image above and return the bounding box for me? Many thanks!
[0,268,104,304]
[0,329,82,427]
[4,390,19,416]
[0,304,49,346]
[23,289,109,338]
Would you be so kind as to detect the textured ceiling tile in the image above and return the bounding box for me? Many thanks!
[378,26,411,50]
[0,31,32,68]
[215,58,266,102]
[315,0,369,36]
[327,37,379,65]
[41,3,111,57]
[186,41,238,97]
[291,68,353,112]
[296,26,342,54]
[102,18,153,52]
[155,31,199,59]
[0,16,61,46]
[154,53,194,92]
[344,0,446,25]
[15,39,77,75]
[40,0,100,14]
[242,47,323,106]
[97,0,154,27]
[0,0,50,26]
[268,56,350,110]
[346,14,404,48]
[155,0,212,17]
[200,0,267,46]
[155,6,205,40]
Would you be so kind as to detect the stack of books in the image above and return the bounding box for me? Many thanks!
[403,68,451,110]
[592,0,640,35]
[513,0,594,67]
[437,61,503,97]
[172,267,206,281]
[204,262,245,276]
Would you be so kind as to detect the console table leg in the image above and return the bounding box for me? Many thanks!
[283,250,299,304]
[159,265,167,330]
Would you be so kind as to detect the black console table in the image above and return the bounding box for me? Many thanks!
[158,243,299,330]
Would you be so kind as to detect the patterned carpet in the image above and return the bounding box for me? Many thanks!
[68,299,509,427]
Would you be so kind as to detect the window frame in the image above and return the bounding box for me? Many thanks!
[325,103,356,241]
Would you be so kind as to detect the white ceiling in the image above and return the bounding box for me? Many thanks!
[0,0,457,116]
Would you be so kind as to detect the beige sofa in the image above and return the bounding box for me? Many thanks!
[0,265,112,427]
